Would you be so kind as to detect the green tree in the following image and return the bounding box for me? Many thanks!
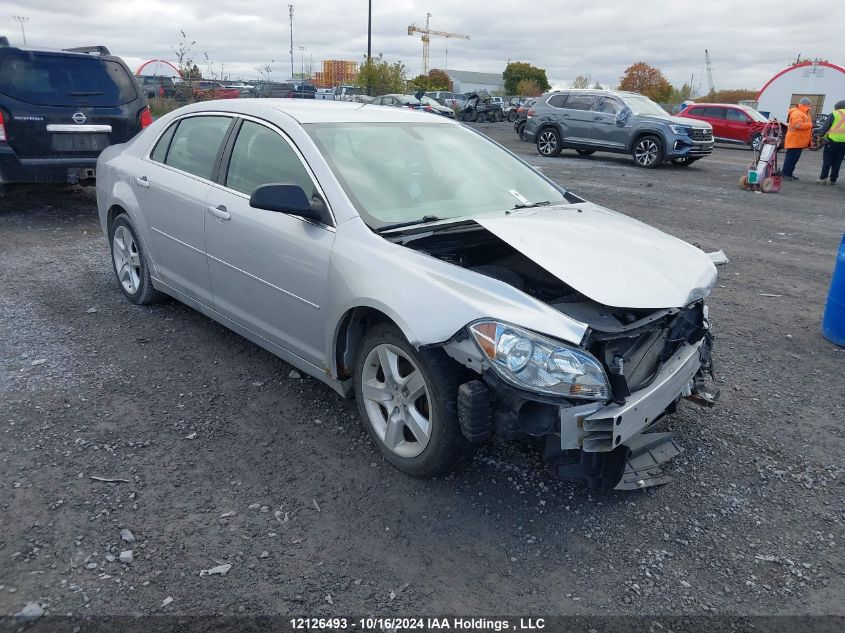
[618,62,673,102]
[410,68,451,92]
[358,54,407,96]
[572,74,591,89]
[503,62,550,95]
[516,78,542,97]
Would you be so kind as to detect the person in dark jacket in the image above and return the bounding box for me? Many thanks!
[816,99,845,185]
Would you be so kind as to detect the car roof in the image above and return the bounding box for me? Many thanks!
[548,88,640,97]
[683,102,745,108]
[176,99,456,124]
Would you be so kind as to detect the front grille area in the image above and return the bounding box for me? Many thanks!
[597,303,706,395]
[690,128,713,142]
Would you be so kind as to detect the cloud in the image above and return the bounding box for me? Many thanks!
[4,0,840,91]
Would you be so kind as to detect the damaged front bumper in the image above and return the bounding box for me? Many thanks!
[456,337,715,490]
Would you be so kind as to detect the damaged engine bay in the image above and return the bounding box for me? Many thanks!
[391,223,718,489]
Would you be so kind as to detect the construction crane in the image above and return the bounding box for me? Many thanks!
[407,13,469,75]
[705,49,715,96]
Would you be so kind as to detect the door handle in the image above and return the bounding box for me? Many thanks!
[562,113,570,118]
[207,204,231,221]
[593,116,604,120]
[135,176,150,189]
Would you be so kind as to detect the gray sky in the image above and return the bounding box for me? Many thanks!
[6,0,842,92]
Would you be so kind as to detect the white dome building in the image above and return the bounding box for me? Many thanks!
[756,60,845,121]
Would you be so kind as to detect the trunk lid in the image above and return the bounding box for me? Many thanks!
[475,203,717,309]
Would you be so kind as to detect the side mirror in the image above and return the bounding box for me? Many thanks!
[249,184,329,225]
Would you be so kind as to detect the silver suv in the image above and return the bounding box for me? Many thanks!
[523,89,714,168]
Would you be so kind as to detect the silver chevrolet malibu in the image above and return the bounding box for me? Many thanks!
[96,99,720,490]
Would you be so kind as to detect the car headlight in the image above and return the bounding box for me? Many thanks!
[469,321,609,400]
[669,124,692,135]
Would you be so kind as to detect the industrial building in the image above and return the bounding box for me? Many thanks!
[443,69,505,94]
[756,60,845,121]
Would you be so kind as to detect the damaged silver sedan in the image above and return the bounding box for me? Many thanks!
[96,99,719,490]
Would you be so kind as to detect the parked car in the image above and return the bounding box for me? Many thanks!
[676,103,769,152]
[425,91,458,109]
[95,100,719,489]
[371,94,422,110]
[292,84,317,99]
[191,81,240,100]
[513,98,537,141]
[333,85,364,101]
[137,75,177,99]
[504,97,526,122]
[315,88,335,100]
[223,82,254,97]
[460,92,504,123]
[419,96,456,118]
[253,81,294,98]
[0,42,150,187]
[524,89,714,168]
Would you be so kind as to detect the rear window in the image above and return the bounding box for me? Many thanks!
[0,51,137,106]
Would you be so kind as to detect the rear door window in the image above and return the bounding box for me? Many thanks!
[0,51,137,106]
[726,108,749,123]
[702,107,727,119]
[564,94,595,111]
[163,116,232,180]
[150,121,178,163]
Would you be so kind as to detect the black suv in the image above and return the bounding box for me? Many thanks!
[0,42,150,187]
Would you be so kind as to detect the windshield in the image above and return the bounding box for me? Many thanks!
[740,106,768,122]
[0,51,137,106]
[621,95,668,116]
[307,122,567,229]
[396,95,420,105]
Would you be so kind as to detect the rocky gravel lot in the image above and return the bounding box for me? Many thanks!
[1,123,843,629]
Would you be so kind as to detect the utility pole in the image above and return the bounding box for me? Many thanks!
[704,49,715,96]
[13,15,29,46]
[289,5,294,81]
[366,0,372,96]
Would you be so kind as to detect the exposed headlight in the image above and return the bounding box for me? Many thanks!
[469,321,610,400]
[669,124,692,135]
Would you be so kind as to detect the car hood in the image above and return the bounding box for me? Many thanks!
[638,113,713,129]
[475,202,717,309]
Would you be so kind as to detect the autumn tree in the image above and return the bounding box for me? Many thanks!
[618,62,673,102]
[503,62,550,95]
[357,54,407,96]
[710,88,758,103]
[516,78,542,97]
[410,68,451,91]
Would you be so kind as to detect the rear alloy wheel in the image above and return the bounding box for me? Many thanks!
[354,323,474,477]
[576,149,595,156]
[632,135,664,168]
[671,157,698,167]
[537,128,562,157]
[750,133,763,153]
[109,214,165,305]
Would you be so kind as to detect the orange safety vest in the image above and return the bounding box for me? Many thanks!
[784,105,813,149]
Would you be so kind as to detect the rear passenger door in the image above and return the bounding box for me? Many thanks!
[724,107,751,142]
[204,118,334,366]
[137,114,233,305]
[695,106,727,140]
[549,93,596,145]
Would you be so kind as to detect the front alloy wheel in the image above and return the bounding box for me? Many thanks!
[537,128,562,156]
[354,323,474,476]
[632,135,664,168]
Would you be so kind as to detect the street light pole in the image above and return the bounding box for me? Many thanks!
[366,0,372,95]
[288,5,294,81]
[13,15,29,46]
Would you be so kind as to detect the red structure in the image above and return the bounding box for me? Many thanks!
[135,59,183,77]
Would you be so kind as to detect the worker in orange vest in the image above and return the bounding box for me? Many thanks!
[782,97,814,180]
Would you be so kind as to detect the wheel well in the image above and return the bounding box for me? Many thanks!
[629,131,664,153]
[334,307,396,380]
[107,204,127,230]
[535,123,559,138]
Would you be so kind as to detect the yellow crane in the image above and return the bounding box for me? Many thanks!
[407,13,469,75]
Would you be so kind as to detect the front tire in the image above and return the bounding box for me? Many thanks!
[109,214,164,305]
[750,133,763,153]
[632,135,664,168]
[536,127,562,157]
[353,323,474,477]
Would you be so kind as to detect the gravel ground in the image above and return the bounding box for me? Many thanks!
[1,125,843,627]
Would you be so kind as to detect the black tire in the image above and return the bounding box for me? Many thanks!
[508,111,517,122]
[576,149,595,156]
[632,134,664,168]
[671,157,699,167]
[108,214,165,305]
[536,127,562,157]
[750,133,763,153]
[462,111,475,123]
[353,323,474,477]
[476,113,487,123]
[494,111,502,123]
[517,121,527,141]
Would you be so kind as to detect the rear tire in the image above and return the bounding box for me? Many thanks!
[508,111,517,122]
[632,135,664,168]
[761,177,775,193]
[476,113,487,123]
[750,133,763,153]
[108,214,165,305]
[353,323,474,477]
[536,127,562,157]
